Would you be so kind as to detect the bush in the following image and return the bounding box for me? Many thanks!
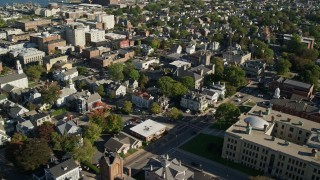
[81,161,100,174]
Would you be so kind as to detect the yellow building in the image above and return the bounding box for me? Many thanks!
[222,106,320,180]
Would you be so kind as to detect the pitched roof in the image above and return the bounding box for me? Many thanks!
[0,73,27,84]
[56,120,80,135]
[46,159,78,178]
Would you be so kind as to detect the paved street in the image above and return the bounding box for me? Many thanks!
[169,149,248,180]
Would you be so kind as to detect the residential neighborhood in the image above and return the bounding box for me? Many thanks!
[0,0,319,180]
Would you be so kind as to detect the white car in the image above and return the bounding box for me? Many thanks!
[185,109,191,113]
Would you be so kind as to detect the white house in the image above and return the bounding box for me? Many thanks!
[106,82,126,98]
[0,120,11,146]
[132,92,154,109]
[56,80,77,107]
[132,57,160,70]
[104,132,142,154]
[186,44,196,54]
[53,68,78,82]
[45,159,80,180]
[201,88,219,104]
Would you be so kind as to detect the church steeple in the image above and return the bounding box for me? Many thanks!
[16,60,23,74]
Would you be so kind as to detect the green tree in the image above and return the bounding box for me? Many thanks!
[72,138,96,162]
[150,102,161,114]
[276,58,292,75]
[51,132,81,152]
[226,85,237,97]
[1,66,11,75]
[123,101,133,114]
[109,64,124,81]
[215,103,241,127]
[158,76,188,98]
[77,66,88,76]
[11,133,27,144]
[0,18,6,28]
[150,38,161,50]
[24,65,45,81]
[84,123,102,143]
[105,114,123,133]
[14,138,51,171]
[211,57,224,75]
[40,82,61,105]
[139,73,149,90]
[169,107,183,120]
[97,85,105,97]
[180,76,195,90]
[128,69,140,80]
[223,66,246,87]
[299,64,320,89]
[27,102,37,111]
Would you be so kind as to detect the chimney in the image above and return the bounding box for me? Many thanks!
[163,172,166,178]
[311,149,318,157]
[179,160,181,166]
[287,118,291,122]
[76,119,79,126]
[128,167,131,177]
[264,124,268,131]
[150,164,153,171]
[199,69,204,76]
[246,121,250,127]
[166,154,169,160]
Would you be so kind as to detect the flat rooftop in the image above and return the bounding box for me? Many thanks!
[130,119,166,138]
[226,106,320,163]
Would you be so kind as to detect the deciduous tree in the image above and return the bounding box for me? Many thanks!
[83,123,102,143]
[169,107,183,120]
[123,101,133,114]
[15,138,52,171]
[150,102,161,114]
[105,114,123,133]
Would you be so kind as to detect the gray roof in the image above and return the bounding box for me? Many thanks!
[56,120,80,135]
[104,132,140,152]
[283,79,312,89]
[0,73,27,84]
[47,159,78,178]
[144,155,194,180]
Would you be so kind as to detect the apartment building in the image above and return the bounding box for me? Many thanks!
[85,29,105,43]
[16,19,51,31]
[180,91,209,112]
[65,24,88,47]
[222,106,320,180]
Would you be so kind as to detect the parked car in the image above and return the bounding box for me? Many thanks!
[185,109,191,113]
[191,162,202,168]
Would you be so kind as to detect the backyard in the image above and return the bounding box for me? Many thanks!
[180,133,261,176]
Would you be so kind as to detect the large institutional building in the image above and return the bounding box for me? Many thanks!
[222,105,320,180]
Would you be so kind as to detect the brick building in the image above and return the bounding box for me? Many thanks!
[16,19,51,31]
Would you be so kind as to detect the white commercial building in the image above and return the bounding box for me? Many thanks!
[85,29,105,43]
[96,14,115,30]
[65,24,88,47]
[130,119,166,142]
[10,48,45,65]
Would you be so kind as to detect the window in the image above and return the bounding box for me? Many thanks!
[297,137,301,141]
[299,130,302,134]
[289,127,294,132]
[288,134,292,138]
[282,125,284,129]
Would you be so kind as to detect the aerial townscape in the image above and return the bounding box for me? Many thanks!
[0,0,319,179]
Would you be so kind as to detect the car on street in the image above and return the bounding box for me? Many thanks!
[185,109,191,113]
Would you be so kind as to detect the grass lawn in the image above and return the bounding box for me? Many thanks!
[210,122,232,130]
[125,148,139,158]
[239,105,253,113]
[180,133,261,176]
[51,108,68,117]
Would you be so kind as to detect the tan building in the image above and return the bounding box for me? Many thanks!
[222,106,320,180]
[8,32,38,43]
[43,55,71,72]
[90,49,134,68]
[99,152,134,180]
[130,119,166,142]
[17,19,51,31]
